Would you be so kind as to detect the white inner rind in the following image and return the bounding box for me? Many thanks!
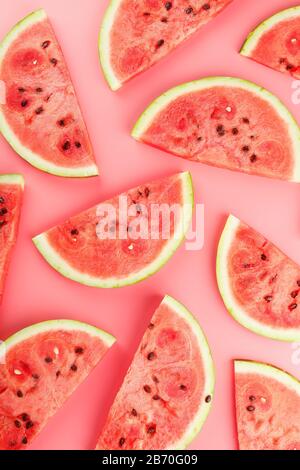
[132,76,300,183]
[217,214,300,342]
[0,319,116,361]
[33,172,194,288]
[162,295,215,450]
[240,6,300,57]
[98,0,123,91]
[235,360,300,395]
[0,9,99,178]
[0,173,24,188]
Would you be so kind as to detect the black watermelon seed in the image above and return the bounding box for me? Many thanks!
[264,295,273,303]
[62,141,71,151]
[286,64,293,71]
[250,154,257,163]
[152,376,159,384]
[58,119,65,127]
[205,395,212,403]
[144,385,151,393]
[75,141,81,148]
[32,374,39,380]
[0,208,7,215]
[161,17,168,23]
[45,357,52,363]
[0,221,7,228]
[165,2,172,10]
[261,254,267,261]
[148,322,155,330]
[36,87,43,93]
[279,58,285,64]
[75,347,84,354]
[56,371,61,377]
[70,364,78,372]
[22,437,28,445]
[232,128,239,135]
[180,384,187,391]
[289,303,298,311]
[156,39,165,48]
[17,390,23,398]
[21,100,28,107]
[18,87,26,93]
[152,395,160,401]
[35,106,44,115]
[0,197,4,204]
[21,413,29,422]
[71,229,79,236]
[202,3,211,10]
[144,187,150,197]
[185,7,193,14]
[249,396,256,402]
[291,291,299,299]
[242,117,250,124]
[242,145,249,152]
[297,280,300,287]
[247,406,255,412]
[14,420,21,428]
[119,437,125,447]
[26,421,34,430]
[217,125,225,136]
[147,352,156,361]
[143,12,150,16]
[50,58,58,66]
[147,424,156,435]
[131,408,137,417]
[42,40,51,49]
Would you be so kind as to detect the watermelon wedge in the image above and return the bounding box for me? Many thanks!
[217,215,300,342]
[0,174,24,304]
[0,9,98,177]
[0,319,115,450]
[96,295,215,450]
[99,0,233,90]
[32,172,193,288]
[234,360,300,450]
[132,77,300,182]
[241,6,300,79]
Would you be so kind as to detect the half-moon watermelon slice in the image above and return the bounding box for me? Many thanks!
[241,6,300,79]
[0,9,98,177]
[0,174,24,305]
[96,295,215,450]
[234,360,300,450]
[217,215,300,342]
[33,172,193,288]
[99,0,233,90]
[132,77,300,182]
[0,319,115,450]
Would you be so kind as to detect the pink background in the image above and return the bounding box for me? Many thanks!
[1,0,300,451]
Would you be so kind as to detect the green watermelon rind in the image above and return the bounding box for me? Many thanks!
[98,0,123,91]
[162,295,215,450]
[132,76,300,183]
[0,173,24,189]
[217,215,300,342]
[32,172,194,288]
[0,319,116,361]
[240,6,300,58]
[0,9,99,178]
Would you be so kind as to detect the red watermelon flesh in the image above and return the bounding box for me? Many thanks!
[33,173,193,288]
[96,296,214,450]
[241,7,300,79]
[0,10,97,177]
[235,361,300,450]
[0,175,24,304]
[100,0,233,89]
[132,78,300,182]
[0,321,115,450]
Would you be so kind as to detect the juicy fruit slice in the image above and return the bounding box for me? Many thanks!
[99,0,233,90]
[235,360,300,450]
[0,9,98,177]
[132,77,300,182]
[32,172,193,288]
[0,320,115,450]
[241,6,300,79]
[96,295,215,450]
[217,215,300,342]
[0,174,24,304]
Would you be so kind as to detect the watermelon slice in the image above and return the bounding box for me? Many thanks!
[99,0,233,90]
[132,77,300,182]
[0,174,24,304]
[32,172,193,288]
[96,295,215,450]
[234,360,300,450]
[0,9,98,177]
[241,6,300,79]
[217,215,300,342]
[0,319,115,450]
